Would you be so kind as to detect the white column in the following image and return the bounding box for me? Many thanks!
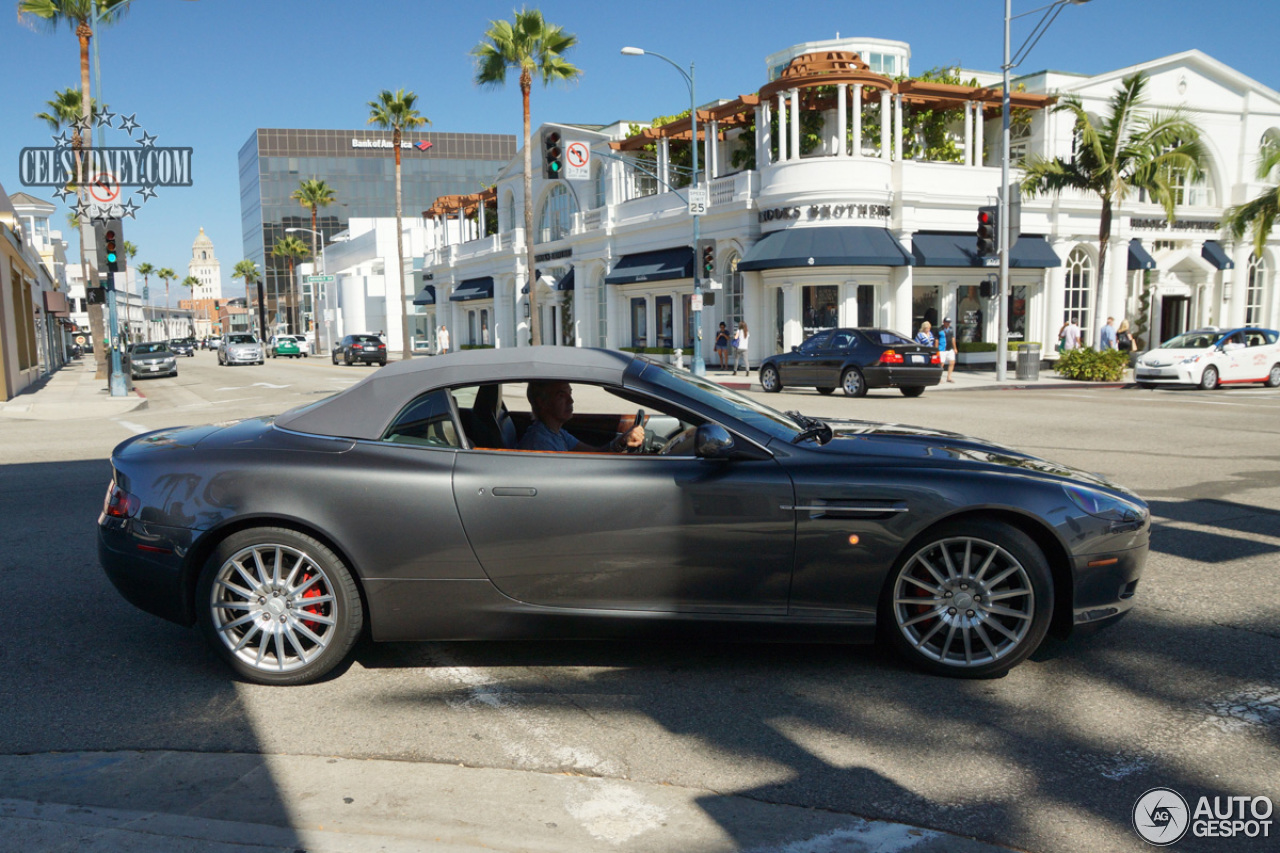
[836,84,848,157]
[755,105,767,167]
[975,103,985,167]
[659,138,671,188]
[963,101,973,167]
[852,85,863,157]
[708,119,719,180]
[782,282,801,351]
[1047,238,1069,349]
[776,93,788,162]
[1227,240,1253,328]
[894,231,914,334]
[879,90,891,160]
[789,89,800,161]
[478,199,486,238]
[893,94,904,162]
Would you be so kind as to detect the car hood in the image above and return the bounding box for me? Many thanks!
[1137,347,1210,363]
[811,418,1130,494]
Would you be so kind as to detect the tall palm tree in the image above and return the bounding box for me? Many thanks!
[233,259,264,340]
[1022,72,1205,346]
[181,275,200,306]
[271,235,310,334]
[20,0,131,378]
[367,89,428,359]
[1223,136,1280,259]
[156,267,175,313]
[472,9,581,347]
[135,261,153,322]
[291,178,338,355]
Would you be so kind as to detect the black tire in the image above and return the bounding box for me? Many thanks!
[332,351,339,365]
[816,386,835,396]
[345,353,353,366]
[841,368,868,397]
[378,360,387,367]
[1137,382,1156,389]
[1265,364,1280,388]
[760,365,782,393]
[1199,366,1219,390]
[196,527,363,686]
[880,519,1053,678]
[900,386,925,398]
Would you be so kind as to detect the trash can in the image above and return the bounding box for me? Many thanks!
[1016,343,1041,380]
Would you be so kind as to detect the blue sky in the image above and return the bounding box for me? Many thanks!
[4,0,1276,300]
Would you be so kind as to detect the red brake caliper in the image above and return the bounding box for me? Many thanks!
[300,573,324,631]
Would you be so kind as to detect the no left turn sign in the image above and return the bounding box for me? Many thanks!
[565,141,590,179]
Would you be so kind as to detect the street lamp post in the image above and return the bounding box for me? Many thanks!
[622,46,704,376]
[998,0,1092,381]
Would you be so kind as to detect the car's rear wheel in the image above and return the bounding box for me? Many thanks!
[1137,381,1156,389]
[816,386,835,395]
[900,386,925,398]
[345,353,353,366]
[842,368,867,397]
[332,351,339,364]
[196,528,363,686]
[1266,364,1280,388]
[760,365,782,393]
[1199,366,1219,390]
[881,520,1052,678]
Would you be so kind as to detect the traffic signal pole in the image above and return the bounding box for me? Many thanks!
[106,272,125,396]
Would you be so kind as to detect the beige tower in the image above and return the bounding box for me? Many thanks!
[188,228,223,301]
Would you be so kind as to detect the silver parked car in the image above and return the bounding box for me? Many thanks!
[217,333,263,366]
[127,341,177,379]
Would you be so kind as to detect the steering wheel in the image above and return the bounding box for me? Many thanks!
[626,409,646,453]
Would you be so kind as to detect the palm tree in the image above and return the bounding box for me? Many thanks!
[20,0,131,377]
[271,235,310,334]
[1021,72,1206,346]
[181,275,200,307]
[291,178,338,355]
[135,261,153,321]
[367,89,428,359]
[472,9,581,347]
[233,259,264,340]
[1223,136,1280,259]
[156,267,175,312]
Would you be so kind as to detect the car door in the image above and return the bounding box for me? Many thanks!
[783,332,832,387]
[451,436,796,615]
[811,330,857,388]
[1217,331,1249,382]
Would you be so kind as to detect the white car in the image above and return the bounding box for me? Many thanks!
[218,333,264,366]
[1135,327,1280,389]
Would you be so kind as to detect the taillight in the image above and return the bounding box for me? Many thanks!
[378,344,386,349]
[880,349,904,365]
[103,483,139,518]
[353,344,363,350]
[930,351,941,364]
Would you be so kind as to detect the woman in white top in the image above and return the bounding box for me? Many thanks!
[731,322,750,374]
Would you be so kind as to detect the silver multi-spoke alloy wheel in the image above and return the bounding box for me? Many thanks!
[884,521,1051,678]
[761,365,781,393]
[198,528,361,685]
[842,368,867,397]
[1266,363,1280,388]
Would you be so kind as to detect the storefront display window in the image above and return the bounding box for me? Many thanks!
[656,296,674,349]
[912,285,939,336]
[630,298,647,349]
[1007,285,1026,341]
[802,285,839,337]
[957,286,984,343]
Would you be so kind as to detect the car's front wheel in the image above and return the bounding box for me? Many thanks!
[900,386,925,398]
[196,528,363,686]
[760,365,782,393]
[1199,365,1219,390]
[1266,363,1280,388]
[881,520,1053,678]
[842,367,867,397]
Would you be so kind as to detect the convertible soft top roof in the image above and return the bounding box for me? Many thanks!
[275,346,639,440]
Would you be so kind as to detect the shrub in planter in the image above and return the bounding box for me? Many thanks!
[1053,347,1129,381]
[620,346,675,355]
[956,341,1041,353]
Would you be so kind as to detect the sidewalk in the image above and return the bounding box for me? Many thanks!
[0,357,146,421]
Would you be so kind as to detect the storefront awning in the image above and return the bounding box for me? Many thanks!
[1128,239,1157,271]
[449,276,495,302]
[911,233,1060,268]
[412,284,436,306]
[522,268,575,294]
[1201,240,1234,270]
[740,227,912,271]
[606,248,694,284]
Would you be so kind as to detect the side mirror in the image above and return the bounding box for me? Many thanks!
[790,346,799,353]
[695,424,735,459]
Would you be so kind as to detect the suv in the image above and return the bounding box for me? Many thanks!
[333,333,387,366]
[218,333,264,366]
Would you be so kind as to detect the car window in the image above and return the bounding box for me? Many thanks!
[1160,331,1216,349]
[1245,331,1271,347]
[133,343,166,354]
[640,360,803,441]
[866,329,913,346]
[354,335,382,344]
[228,334,255,344]
[798,332,832,353]
[382,389,460,448]
[830,331,857,350]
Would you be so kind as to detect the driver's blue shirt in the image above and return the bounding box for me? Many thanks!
[519,419,580,452]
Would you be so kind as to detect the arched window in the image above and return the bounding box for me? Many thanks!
[726,254,744,328]
[536,184,577,244]
[1246,253,1267,326]
[1065,247,1092,342]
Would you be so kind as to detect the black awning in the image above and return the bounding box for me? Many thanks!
[1128,239,1157,271]
[910,233,1060,268]
[412,284,436,306]
[1202,240,1234,270]
[556,268,575,291]
[605,247,694,285]
[739,226,912,271]
[449,276,495,302]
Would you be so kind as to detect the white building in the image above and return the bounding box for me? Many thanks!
[412,39,1278,365]
[187,227,223,301]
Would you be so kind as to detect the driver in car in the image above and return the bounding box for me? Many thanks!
[519,380,645,453]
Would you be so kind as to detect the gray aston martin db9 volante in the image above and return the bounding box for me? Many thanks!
[99,347,1149,685]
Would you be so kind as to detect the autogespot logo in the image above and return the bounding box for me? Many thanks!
[17,110,192,224]
[1134,788,1190,845]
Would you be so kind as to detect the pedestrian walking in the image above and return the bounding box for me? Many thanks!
[1116,319,1134,352]
[437,325,450,355]
[915,320,935,347]
[1062,317,1082,351]
[1101,317,1118,350]
[937,317,958,383]
[731,322,750,374]
[714,322,731,370]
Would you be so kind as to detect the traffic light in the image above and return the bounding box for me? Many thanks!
[699,239,715,280]
[543,130,563,179]
[95,218,125,274]
[976,205,998,258]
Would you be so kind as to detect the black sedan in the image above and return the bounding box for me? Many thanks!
[99,347,1148,685]
[759,328,942,397]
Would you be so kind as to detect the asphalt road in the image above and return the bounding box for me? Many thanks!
[1,351,1277,853]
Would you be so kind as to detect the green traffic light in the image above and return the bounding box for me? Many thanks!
[107,252,118,263]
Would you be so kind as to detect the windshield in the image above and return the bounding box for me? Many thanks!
[133,343,168,354]
[354,335,382,344]
[1160,330,1218,349]
[637,359,803,441]
[228,334,256,345]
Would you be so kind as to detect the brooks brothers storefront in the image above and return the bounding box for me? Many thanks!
[417,39,1277,363]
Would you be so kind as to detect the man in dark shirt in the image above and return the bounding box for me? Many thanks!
[519,381,644,453]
